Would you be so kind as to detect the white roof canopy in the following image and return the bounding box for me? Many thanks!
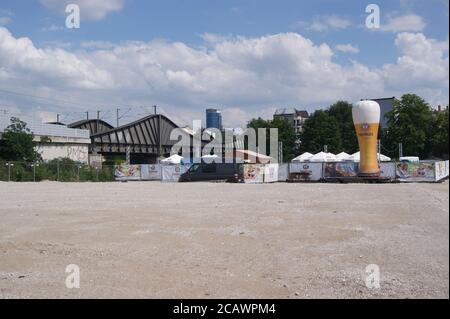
[350,151,391,162]
[309,151,337,162]
[335,152,351,161]
[292,152,314,162]
[161,154,184,164]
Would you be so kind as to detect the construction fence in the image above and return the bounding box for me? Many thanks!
[278,160,449,183]
[1,160,448,183]
[0,161,115,182]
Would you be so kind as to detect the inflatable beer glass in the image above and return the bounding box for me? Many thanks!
[352,100,381,177]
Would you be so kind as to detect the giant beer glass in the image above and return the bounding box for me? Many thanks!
[352,100,381,177]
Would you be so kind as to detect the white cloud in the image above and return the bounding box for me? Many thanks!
[81,40,116,49]
[40,24,65,32]
[40,0,125,21]
[335,44,360,54]
[0,16,12,26]
[0,26,448,127]
[380,14,426,32]
[301,15,352,32]
[0,9,13,26]
[383,33,449,98]
[0,27,113,90]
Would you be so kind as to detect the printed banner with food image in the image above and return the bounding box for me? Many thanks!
[396,162,435,182]
[114,164,141,181]
[243,164,264,183]
[324,162,359,178]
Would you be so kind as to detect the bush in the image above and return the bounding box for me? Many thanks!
[0,158,116,182]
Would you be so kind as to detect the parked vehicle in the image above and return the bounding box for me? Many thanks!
[179,163,243,182]
[399,156,420,163]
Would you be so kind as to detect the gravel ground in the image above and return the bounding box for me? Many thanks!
[0,180,448,299]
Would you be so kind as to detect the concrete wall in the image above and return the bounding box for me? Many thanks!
[34,135,91,164]
[35,144,90,163]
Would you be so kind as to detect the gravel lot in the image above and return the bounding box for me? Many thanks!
[0,181,448,299]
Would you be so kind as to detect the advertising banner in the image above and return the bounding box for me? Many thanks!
[380,162,396,179]
[434,160,449,181]
[264,164,279,183]
[114,164,141,181]
[289,162,322,181]
[324,162,359,178]
[161,164,190,182]
[141,164,162,180]
[278,164,289,182]
[396,162,435,182]
[243,164,264,184]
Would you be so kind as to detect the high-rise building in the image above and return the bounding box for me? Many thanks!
[206,108,222,130]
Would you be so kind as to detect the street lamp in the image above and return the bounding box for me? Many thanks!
[31,163,40,182]
[77,165,82,182]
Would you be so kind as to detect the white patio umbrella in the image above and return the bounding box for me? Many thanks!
[292,152,314,162]
[161,154,184,164]
[309,151,337,162]
[335,152,351,161]
[350,152,391,162]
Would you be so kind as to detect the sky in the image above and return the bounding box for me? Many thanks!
[0,0,448,128]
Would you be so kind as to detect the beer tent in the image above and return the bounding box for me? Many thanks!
[292,152,314,162]
[350,152,391,162]
[309,152,337,162]
[161,154,184,164]
[335,152,351,161]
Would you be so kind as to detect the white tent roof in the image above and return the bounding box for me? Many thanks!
[201,154,219,158]
[292,152,314,162]
[350,152,391,162]
[309,152,337,162]
[201,154,219,163]
[161,154,184,164]
[335,152,351,161]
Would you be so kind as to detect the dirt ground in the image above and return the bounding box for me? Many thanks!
[0,180,448,299]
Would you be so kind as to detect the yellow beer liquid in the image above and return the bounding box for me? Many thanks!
[354,123,380,176]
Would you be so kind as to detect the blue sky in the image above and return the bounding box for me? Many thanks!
[0,0,448,127]
[4,0,449,65]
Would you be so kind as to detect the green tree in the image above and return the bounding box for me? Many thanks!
[270,117,297,161]
[0,117,41,162]
[384,94,434,159]
[429,108,449,159]
[247,117,297,161]
[299,110,342,153]
[327,101,358,153]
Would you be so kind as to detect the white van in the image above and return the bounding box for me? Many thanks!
[400,156,420,163]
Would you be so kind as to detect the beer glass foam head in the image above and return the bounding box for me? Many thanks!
[352,100,380,125]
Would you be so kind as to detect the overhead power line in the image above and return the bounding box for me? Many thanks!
[0,88,100,109]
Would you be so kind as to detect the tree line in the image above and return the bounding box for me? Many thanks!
[248,94,449,161]
[1,94,448,164]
